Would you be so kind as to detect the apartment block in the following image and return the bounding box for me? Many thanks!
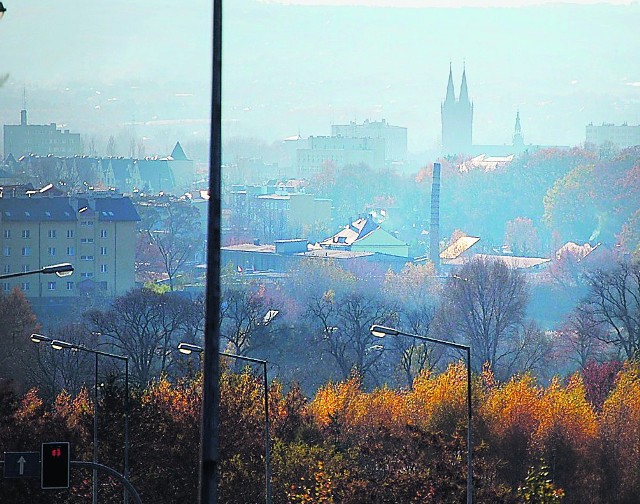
[0,189,139,298]
[585,122,640,148]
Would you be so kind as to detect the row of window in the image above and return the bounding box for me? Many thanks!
[2,229,109,239]
[2,279,109,292]
[3,247,108,257]
[2,263,109,273]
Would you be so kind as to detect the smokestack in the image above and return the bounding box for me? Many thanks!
[429,162,441,271]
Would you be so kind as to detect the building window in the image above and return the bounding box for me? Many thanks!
[22,229,30,239]
[67,229,74,238]
[2,264,9,274]
[48,229,57,238]
[22,264,29,273]
[22,247,31,257]
[81,255,94,261]
[100,264,108,273]
[2,283,9,292]
[99,281,108,291]
[80,220,94,226]
[67,246,75,256]
[3,230,10,239]
[48,247,56,257]
[2,247,9,257]
[100,247,107,256]
[22,282,30,291]
[81,238,94,244]
[100,229,108,238]
[47,281,56,291]
[66,281,74,291]
[80,272,94,278]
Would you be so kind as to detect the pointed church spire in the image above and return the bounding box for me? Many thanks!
[513,110,524,149]
[445,61,456,103]
[459,64,470,104]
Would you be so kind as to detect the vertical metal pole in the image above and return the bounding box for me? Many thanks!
[466,347,473,504]
[124,357,130,504]
[93,352,99,504]
[201,0,222,502]
[263,362,271,504]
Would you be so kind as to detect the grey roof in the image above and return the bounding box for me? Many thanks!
[0,195,140,222]
[0,197,76,221]
[95,197,140,221]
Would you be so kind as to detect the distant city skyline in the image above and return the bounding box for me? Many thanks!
[1,0,638,158]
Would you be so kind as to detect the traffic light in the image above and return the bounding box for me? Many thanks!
[41,442,70,489]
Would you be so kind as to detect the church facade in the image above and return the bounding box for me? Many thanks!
[441,65,533,158]
[441,64,474,156]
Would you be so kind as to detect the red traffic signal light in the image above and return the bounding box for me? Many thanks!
[41,442,70,489]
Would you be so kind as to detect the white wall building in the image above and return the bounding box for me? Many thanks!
[586,123,640,148]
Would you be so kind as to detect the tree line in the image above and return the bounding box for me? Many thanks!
[0,360,638,503]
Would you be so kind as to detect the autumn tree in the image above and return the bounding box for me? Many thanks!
[599,363,640,502]
[556,305,611,370]
[584,260,640,359]
[382,262,443,387]
[30,323,99,399]
[296,259,392,385]
[0,287,39,392]
[105,135,117,157]
[435,257,529,376]
[220,276,280,357]
[136,195,202,291]
[86,288,204,384]
[504,217,541,256]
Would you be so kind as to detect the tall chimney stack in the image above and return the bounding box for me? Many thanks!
[429,162,441,271]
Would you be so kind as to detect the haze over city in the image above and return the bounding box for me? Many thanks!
[1,0,639,157]
[1,2,640,503]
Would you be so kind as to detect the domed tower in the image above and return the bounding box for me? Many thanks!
[441,64,473,156]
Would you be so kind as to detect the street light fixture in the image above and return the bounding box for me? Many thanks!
[31,333,53,344]
[51,340,78,351]
[177,343,271,504]
[0,262,74,280]
[31,334,130,504]
[370,324,473,504]
[177,342,202,355]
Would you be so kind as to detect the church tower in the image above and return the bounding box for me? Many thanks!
[512,110,524,151]
[441,64,473,156]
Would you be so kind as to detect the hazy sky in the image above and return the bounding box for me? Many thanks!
[1,0,639,157]
[268,0,637,4]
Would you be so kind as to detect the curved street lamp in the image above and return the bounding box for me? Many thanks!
[0,262,74,280]
[370,324,473,504]
[178,342,271,504]
[32,334,129,504]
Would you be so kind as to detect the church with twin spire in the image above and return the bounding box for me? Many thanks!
[441,64,529,158]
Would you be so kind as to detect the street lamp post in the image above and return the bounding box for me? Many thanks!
[370,325,473,504]
[31,334,130,504]
[178,343,271,504]
[0,262,74,280]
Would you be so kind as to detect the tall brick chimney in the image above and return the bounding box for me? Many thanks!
[429,162,441,271]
